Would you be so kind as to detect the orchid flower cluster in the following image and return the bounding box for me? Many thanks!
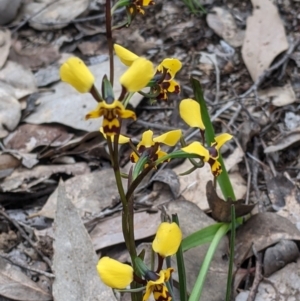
[97,222,182,301]
[59,1,233,300]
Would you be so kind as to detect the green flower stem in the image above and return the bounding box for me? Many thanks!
[225,206,236,301]
[189,223,230,301]
[111,0,129,14]
[123,92,134,108]
[105,0,114,85]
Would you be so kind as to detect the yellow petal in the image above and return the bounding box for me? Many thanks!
[210,160,222,177]
[142,0,153,5]
[153,130,181,146]
[158,58,182,77]
[60,57,95,93]
[119,109,137,120]
[181,141,210,161]
[120,58,154,92]
[152,222,182,257]
[85,103,102,119]
[114,44,139,66]
[97,257,133,289]
[100,127,130,144]
[140,130,154,148]
[167,79,180,93]
[179,99,205,130]
[214,133,233,150]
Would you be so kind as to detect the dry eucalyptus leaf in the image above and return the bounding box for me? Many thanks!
[258,83,296,107]
[34,169,117,219]
[167,200,229,301]
[0,60,37,99]
[4,124,73,153]
[236,259,300,301]
[90,211,161,250]
[149,169,180,198]
[206,181,255,222]
[25,57,142,132]
[263,240,299,277]
[21,0,90,31]
[0,257,51,301]
[0,0,22,25]
[264,128,300,153]
[53,182,116,301]
[0,163,89,192]
[234,213,300,266]
[242,0,288,81]
[0,82,21,138]
[0,29,11,69]
[9,40,61,70]
[206,7,245,47]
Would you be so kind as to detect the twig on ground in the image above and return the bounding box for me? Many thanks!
[0,209,52,269]
[247,245,263,301]
[0,253,55,278]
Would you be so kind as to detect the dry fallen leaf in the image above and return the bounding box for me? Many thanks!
[53,181,116,301]
[35,169,118,219]
[0,60,37,99]
[90,211,161,250]
[206,181,255,222]
[236,259,300,301]
[4,124,73,153]
[0,163,89,192]
[206,7,245,47]
[0,82,21,138]
[234,212,300,266]
[0,257,51,301]
[9,39,61,70]
[264,128,300,153]
[0,29,11,69]
[0,0,22,26]
[258,83,296,107]
[242,0,288,81]
[20,0,90,31]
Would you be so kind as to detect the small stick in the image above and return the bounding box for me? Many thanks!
[0,253,55,278]
[247,245,263,301]
[0,209,52,269]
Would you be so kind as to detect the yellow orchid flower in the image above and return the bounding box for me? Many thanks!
[181,133,233,177]
[99,127,130,144]
[120,57,154,92]
[152,222,182,257]
[130,0,155,15]
[130,129,182,164]
[143,268,173,301]
[115,44,181,99]
[60,57,95,93]
[155,58,182,100]
[86,99,136,136]
[97,257,133,289]
[179,98,205,130]
[114,44,138,66]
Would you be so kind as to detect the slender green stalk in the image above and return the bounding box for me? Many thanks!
[173,215,188,301]
[225,206,236,301]
[188,224,230,301]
